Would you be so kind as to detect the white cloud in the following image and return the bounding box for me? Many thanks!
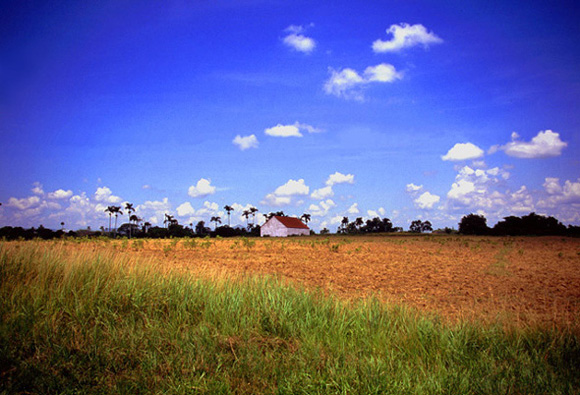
[414,191,440,209]
[441,143,484,161]
[324,63,401,100]
[363,64,402,82]
[406,183,423,193]
[347,203,360,214]
[233,134,259,150]
[261,193,292,207]
[274,179,309,196]
[94,187,122,204]
[367,207,386,218]
[283,25,316,53]
[372,23,443,53]
[32,182,44,195]
[309,199,336,217]
[539,177,580,206]
[264,122,321,138]
[188,178,216,198]
[326,172,355,186]
[311,186,334,200]
[47,189,73,200]
[176,202,195,217]
[499,130,567,158]
[7,196,41,210]
[261,179,310,207]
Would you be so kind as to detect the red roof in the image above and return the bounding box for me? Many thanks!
[273,216,309,229]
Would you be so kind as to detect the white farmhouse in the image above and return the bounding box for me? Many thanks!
[260,216,310,237]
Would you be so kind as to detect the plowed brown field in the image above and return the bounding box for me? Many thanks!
[118,235,579,328]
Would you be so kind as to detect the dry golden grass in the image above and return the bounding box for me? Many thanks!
[37,235,580,329]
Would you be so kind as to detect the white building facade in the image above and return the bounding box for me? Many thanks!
[260,216,310,237]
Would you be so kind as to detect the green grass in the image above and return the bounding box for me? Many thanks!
[1,241,579,394]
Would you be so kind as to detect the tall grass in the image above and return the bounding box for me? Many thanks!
[1,240,578,394]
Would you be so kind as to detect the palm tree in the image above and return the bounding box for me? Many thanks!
[112,206,123,237]
[249,207,259,225]
[224,205,234,227]
[130,214,141,236]
[301,213,311,224]
[105,206,114,234]
[125,203,135,238]
[60,222,65,231]
[242,210,251,227]
[210,216,221,231]
[164,213,174,229]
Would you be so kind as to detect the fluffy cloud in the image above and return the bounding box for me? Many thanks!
[414,191,440,209]
[7,196,41,210]
[498,130,567,158]
[326,172,355,186]
[308,199,336,216]
[188,178,216,198]
[324,63,402,100]
[445,165,515,217]
[372,23,443,53]
[311,186,334,200]
[136,198,171,225]
[176,202,195,217]
[233,134,259,150]
[47,189,73,200]
[406,183,423,193]
[347,203,360,214]
[261,193,292,207]
[32,182,44,195]
[264,122,321,138]
[538,177,580,206]
[441,143,484,161]
[94,187,122,204]
[283,25,316,53]
[367,207,386,218]
[274,179,309,196]
[262,179,309,207]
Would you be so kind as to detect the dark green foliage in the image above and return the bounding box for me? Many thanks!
[459,213,489,235]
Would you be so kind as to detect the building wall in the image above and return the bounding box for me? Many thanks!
[260,218,309,237]
[287,228,310,236]
[260,218,288,237]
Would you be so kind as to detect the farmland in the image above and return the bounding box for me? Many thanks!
[77,235,580,328]
[1,235,579,394]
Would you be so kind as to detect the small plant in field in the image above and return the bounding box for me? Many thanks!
[131,239,144,251]
[330,243,340,253]
[557,251,563,258]
[163,244,173,256]
[240,237,255,250]
[170,239,180,248]
[183,238,198,249]
[200,240,212,249]
[120,238,129,250]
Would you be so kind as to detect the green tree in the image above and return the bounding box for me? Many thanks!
[301,213,311,224]
[210,216,221,231]
[459,214,489,235]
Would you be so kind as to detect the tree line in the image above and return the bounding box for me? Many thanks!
[458,212,580,237]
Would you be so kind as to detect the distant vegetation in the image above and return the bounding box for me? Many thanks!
[1,203,579,240]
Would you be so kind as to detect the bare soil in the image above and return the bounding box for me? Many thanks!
[126,235,580,328]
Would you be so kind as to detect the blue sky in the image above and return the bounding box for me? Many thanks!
[1,0,579,231]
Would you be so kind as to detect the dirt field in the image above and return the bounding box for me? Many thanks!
[116,235,580,328]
